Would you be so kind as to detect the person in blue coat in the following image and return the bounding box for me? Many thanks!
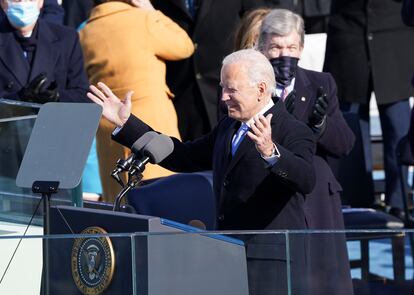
[0,0,89,103]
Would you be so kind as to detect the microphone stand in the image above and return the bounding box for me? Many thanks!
[113,157,150,211]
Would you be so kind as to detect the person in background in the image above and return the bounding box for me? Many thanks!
[0,0,89,184]
[264,0,331,33]
[233,8,271,50]
[151,0,266,141]
[257,9,354,295]
[0,0,64,25]
[0,0,89,103]
[79,0,194,203]
[324,0,414,219]
[89,49,316,295]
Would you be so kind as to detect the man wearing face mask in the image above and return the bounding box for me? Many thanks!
[0,0,89,103]
[258,9,355,295]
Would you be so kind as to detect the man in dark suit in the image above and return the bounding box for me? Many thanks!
[258,9,354,295]
[324,0,414,218]
[151,0,266,141]
[0,0,89,103]
[88,49,316,295]
[0,0,89,181]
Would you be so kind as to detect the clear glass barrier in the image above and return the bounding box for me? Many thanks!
[0,100,82,227]
[1,226,414,295]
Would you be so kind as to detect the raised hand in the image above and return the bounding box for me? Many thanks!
[246,114,275,157]
[308,86,328,133]
[87,82,132,127]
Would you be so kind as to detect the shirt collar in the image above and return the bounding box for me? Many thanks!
[275,78,296,97]
[244,99,275,128]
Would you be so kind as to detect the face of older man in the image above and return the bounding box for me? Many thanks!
[261,30,303,60]
[220,62,267,122]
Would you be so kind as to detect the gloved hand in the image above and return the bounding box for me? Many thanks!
[20,73,60,103]
[284,89,296,114]
[308,86,328,135]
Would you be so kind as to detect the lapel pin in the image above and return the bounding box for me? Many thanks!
[301,96,306,102]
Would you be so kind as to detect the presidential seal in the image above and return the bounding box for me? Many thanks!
[71,227,115,295]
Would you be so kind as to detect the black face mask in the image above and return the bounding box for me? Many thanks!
[269,56,299,88]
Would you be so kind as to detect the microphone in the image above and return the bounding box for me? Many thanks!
[128,133,174,176]
[111,131,159,186]
[112,132,174,211]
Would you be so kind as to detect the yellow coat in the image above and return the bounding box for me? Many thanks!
[80,2,194,202]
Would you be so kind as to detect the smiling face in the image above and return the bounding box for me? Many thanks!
[220,62,267,122]
[261,30,303,60]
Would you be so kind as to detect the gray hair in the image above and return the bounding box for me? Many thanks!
[257,9,305,51]
[222,49,276,96]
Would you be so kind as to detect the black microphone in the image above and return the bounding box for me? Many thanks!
[111,131,159,186]
[112,133,174,211]
[128,133,174,176]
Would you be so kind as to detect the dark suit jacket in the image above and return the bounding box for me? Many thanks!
[113,100,315,295]
[0,19,89,102]
[403,0,414,26]
[151,0,266,136]
[292,68,354,295]
[324,0,414,104]
[113,100,315,232]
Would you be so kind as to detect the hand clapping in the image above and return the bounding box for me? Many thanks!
[246,114,275,157]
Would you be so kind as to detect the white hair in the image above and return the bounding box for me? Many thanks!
[222,49,276,96]
[257,9,305,51]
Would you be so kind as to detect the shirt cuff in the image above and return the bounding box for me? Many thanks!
[261,143,281,167]
[112,126,123,136]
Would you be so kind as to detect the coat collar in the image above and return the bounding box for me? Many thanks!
[0,19,30,86]
[88,2,132,23]
[29,20,59,82]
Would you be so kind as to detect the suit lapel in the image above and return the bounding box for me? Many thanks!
[293,68,314,121]
[0,28,30,86]
[29,20,59,82]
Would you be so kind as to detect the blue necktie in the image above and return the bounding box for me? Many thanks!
[231,123,249,156]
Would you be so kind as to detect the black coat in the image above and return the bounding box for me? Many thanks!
[324,0,414,104]
[151,0,266,139]
[114,101,315,231]
[292,68,354,295]
[113,100,316,295]
[0,19,89,103]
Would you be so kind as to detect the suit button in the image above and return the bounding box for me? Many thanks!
[218,214,224,221]
[196,73,202,80]
[6,81,14,89]
[223,180,228,188]
[367,33,373,41]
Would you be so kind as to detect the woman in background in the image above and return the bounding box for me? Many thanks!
[80,0,194,202]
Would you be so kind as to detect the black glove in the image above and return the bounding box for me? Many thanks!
[20,73,60,103]
[284,89,296,114]
[308,86,328,134]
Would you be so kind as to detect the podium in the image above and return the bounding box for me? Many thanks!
[49,206,249,295]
